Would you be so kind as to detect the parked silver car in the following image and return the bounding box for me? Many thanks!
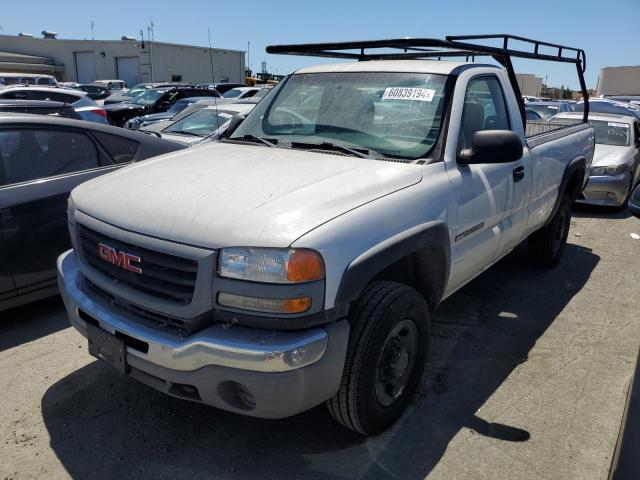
[0,86,108,124]
[554,112,640,207]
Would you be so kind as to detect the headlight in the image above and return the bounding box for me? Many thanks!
[590,164,627,176]
[219,248,324,284]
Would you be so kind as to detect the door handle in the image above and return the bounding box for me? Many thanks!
[513,165,525,182]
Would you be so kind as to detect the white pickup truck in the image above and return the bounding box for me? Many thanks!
[58,35,595,435]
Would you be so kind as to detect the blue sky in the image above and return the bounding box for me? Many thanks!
[1,0,638,89]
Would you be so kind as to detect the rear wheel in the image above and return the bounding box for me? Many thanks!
[327,281,430,435]
[528,194,571,267]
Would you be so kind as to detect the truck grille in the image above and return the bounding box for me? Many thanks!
[78,225,198,304]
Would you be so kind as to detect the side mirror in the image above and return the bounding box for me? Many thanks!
[630,184,640,218]
[160,101,171,108]
[458,130,523,164]
[222,113,246,138]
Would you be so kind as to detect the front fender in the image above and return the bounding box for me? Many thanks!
[334,221,451,308]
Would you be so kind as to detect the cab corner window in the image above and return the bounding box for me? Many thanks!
[461,76,510,148]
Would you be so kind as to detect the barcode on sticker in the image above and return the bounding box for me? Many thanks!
[382,87,435,102]
[608,122,628,128]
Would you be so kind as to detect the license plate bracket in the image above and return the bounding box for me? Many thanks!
[87,323,128,375]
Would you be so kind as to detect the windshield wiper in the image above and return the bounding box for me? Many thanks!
[290,141,379,159]
[226,134,277,148]
[169,130,202,137]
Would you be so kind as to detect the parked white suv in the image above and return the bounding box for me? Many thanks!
[58,36,595,435]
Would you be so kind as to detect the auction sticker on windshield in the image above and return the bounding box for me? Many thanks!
[382,87,435,102]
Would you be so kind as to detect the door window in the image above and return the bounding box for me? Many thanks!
[0,129,99,186]
[461,76,510,148]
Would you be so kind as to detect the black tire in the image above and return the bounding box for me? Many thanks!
[528,194,571,268]
[326,281,430,435]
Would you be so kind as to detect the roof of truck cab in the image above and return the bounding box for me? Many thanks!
[295,60,490,75]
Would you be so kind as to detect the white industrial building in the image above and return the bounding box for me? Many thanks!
[0,32,245,87]
[596,66,640,96]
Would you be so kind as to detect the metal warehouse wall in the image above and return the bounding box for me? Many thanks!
[0,34,244,85]
[149,43,244,84]
[596,66,640,96]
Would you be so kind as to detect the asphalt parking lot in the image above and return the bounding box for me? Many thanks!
[1,206,639,480]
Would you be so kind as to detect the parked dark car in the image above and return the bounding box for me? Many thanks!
[77,84,112,101]
[198,82,245,94]
[104,86,221,126]
[103,83,192,105]
[0,100,82,120]
[0,113,187,312]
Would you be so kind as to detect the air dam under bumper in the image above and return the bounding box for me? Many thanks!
[57,249,350,418]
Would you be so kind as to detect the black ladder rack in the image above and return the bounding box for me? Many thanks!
[266,34,589,123]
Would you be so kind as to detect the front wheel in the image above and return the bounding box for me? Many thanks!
[528,194,571,268]
[326,281,430,435]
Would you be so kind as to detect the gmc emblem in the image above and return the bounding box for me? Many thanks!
[98,242,142,274]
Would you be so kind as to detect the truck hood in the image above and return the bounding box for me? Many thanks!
[72,143,423,248]
[592,144,635,167]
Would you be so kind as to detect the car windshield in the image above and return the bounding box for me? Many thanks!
[527,103,561,119]
[223,89,245,98]
[167,99,193,114]
[164,108,235,137]
[231,72,449,160]
[131,89,166,105]
[125,85,148,97]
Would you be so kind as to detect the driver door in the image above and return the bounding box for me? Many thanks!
[0,125,116,293]
[446,74,529,294]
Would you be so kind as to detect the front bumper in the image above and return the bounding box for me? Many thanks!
[58,250,349,418]
[576,172,631,207]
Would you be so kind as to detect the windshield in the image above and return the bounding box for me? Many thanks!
[131,90,166,105]
[167,100,190,114]
[223,89,244,98]
[231,72,449,159]
[164,109,234,137]
[527,103,561,119]
[125,85,149,97]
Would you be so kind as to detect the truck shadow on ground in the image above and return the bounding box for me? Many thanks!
[41,243,599,480]
[0,296,68,352]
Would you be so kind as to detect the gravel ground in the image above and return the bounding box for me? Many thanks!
[1,205,639,480]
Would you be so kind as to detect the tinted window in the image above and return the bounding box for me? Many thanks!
[26,90,81,103]
[461,76,510,148]
[0,90,29,100]
[0,129,99,186]
[92,131,139,163]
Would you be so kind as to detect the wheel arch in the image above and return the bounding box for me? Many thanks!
[334,221,450,309]
[546,156,586,226]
